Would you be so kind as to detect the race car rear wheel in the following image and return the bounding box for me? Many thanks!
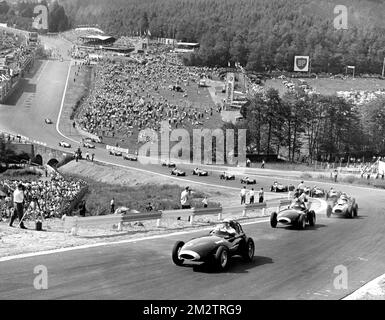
[308,210,316,226]
[354,204,358,217]
[298,214,306,230]
[241,238,255,262]
[172,241,185,266]
[270,212,278,228]
[215,246,229,271]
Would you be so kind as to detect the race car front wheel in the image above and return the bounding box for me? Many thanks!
[270,212,278,228]
[215,246,229,271]
[172,241,185,266]
[298,214,306,230]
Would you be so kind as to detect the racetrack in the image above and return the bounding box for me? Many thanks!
[1,36,385,300]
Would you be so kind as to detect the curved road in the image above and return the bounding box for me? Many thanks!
[0,36,385,300]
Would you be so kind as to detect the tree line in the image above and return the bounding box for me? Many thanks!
[0,0,71,32]
[224,87,383,162]
[59,0,385,74]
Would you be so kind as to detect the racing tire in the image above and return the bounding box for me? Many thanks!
[270,212,278,228]
[308,210,316,227]
[215,246,230,271]
[298,214,306,230]
[270,186,274,192]
[348,207,354,219]
[241,238,255,262]
[354,204,358,217]
[172,241,185,266]
[326,205,332,218]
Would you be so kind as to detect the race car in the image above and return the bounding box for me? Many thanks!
[161,160,176,168]
[240,177,256,184]
[171,168,186,176]
[270,201,316,230]
[45,118,53,124]
[327,194,358,218]
[270,181,294,192]
[123,153,138,161]
[83,142,95,149]
[109,150,122,156]
[172,220,255,271]
[220,172,235,180]
[325,188,342,201]
[58,141,71,148]
[192,168,208,176]
[309,186,325,198]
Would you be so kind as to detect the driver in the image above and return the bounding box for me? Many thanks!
[213,219,237,235]
[291,189,309,211]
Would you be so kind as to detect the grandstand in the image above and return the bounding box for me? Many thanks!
[174,42,199,53]
[79,34,116,47]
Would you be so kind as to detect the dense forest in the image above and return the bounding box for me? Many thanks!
[59,0,385,74]
[0,0,70,32]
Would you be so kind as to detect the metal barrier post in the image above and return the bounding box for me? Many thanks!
[156,218,161,227]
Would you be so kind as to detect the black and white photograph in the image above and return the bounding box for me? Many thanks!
[1,0,385,312]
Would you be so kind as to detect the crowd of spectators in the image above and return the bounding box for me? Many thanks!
[0,173,87,221]
[77,48,219,141]
[336,89,385,106]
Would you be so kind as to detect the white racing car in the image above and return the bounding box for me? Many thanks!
[327,194,358,218]
[59,141,71,148]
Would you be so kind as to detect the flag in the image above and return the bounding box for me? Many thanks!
[147,29,151,37]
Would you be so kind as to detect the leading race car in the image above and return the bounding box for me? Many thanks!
[327,194,358,218]
[171,168,186,176]
[270,201,316,230]
[270,181,294,192]
[220,172,235,180]
[172,220,255,271]
[309,186,325,198]
[123,153,138,161]
[45,118,53,124]
[192,168,209,176]
[240,177,256,184]
[58,141,71,148]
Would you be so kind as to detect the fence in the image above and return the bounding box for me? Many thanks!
[63,197,295,236]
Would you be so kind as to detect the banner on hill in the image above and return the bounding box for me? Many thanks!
[294,56,310,72]
[106,145,129,154]
[378,160,385,175]
[226,72,235,105]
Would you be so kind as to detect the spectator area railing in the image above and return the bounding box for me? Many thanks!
[63,197,299,235]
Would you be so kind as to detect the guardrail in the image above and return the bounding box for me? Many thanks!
[63,197,290,235]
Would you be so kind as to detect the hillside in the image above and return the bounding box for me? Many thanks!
[59,0,385,73]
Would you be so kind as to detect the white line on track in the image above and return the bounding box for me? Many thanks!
[56,60,80,144]
[35,60,49,83]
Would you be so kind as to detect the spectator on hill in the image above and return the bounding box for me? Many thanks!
[9,183,26,229]
[249,188,255,204]
[110,198,115,214]
[181,186,191,209]
[240,186,247,205]
[259,188,264,203]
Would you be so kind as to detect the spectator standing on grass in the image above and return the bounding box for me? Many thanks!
[9,183,26,229]
[202,196,208,208]
[240,186,247,205]
[249,188,255,204]
[91,153,95,162]
[333,169,338,182]
[79,200,86,217]
[261,160,265,169]
[181,186,191,209]
[259,188,264,203]
[110,198,115,214]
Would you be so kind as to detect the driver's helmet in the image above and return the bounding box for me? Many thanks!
[305,189,310,195]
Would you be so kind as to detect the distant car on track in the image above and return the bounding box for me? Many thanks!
[327,194,358,218]
[240,177,256,184]
[123,153,138,161]
[162,160,176,168]
[309,186,325,198]
[45,118,53,124]
[220,172,235,180]
[109,150,122,156]
[270,181,294,192]
[83,142,95,149]
[58,141,71,148]
[171,168,186,176]
[171,220,254,271]
[270,202,316,230]
[325,189,342,202]
[192,168,208,176]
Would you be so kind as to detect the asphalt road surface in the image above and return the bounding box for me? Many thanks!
[1,37,385,300]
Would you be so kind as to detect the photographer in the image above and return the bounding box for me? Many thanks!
[9,183,26,229]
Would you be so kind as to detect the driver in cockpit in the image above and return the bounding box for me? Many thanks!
[291,189,309,211]
[212,219,237,235]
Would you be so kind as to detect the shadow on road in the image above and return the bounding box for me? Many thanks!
[278,223,327,231]
[4,79,37,106]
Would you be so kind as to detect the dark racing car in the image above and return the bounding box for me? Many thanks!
[240,177,256,184]
[162,160,176,168]
[270,181,294,192]
[171,168,186,176]
[220,172,235,180]
[270,201,316,230]
[192,168,209,176]
[327,194,358,218]
[172,220,255,271]
[123,153,138,161]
